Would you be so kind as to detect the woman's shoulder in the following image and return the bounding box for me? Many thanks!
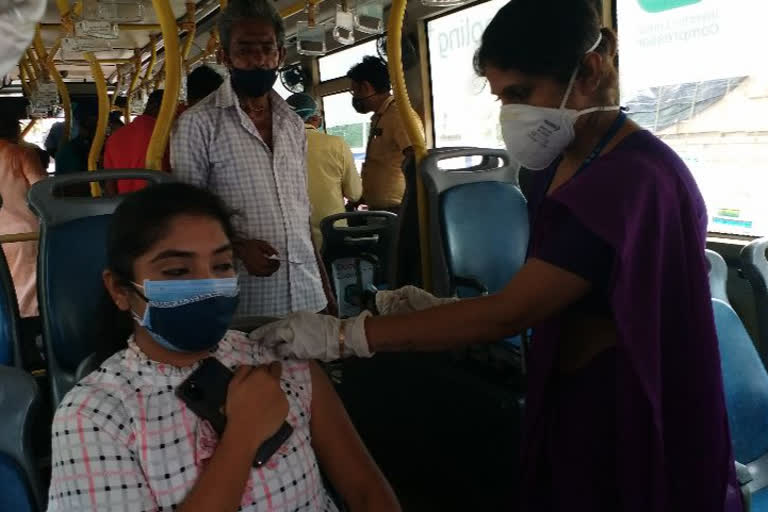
[53,351,134,439]
[608,130,691,180]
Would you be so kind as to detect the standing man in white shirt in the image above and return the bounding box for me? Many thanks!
[171,0,334,317]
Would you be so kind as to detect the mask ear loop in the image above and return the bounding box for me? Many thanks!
[559,32,604,110]
[129,281,150,303]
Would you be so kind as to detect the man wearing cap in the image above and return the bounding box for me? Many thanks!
[286,93,362,249]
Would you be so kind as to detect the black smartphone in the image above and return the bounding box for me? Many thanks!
[175,358,295,468]
[176,357,232,436]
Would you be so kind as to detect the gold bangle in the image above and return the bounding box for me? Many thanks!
[338,320,346,358]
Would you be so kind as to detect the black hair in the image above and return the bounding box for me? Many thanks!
[475,0,614,85]
[97,183,238,356]
[0,116,20,142]
[107,183,237,283]
[187,66,224,105]
[109,111,125,128]
[144,90,164,117]
[218,0,286,52]
[34,147,50,170]
[347,56,391,93]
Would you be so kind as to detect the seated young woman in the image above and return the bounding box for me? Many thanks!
[46,183,400,512]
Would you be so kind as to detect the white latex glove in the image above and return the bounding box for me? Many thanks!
[249,311,373,362]
[0,0,46,77]
[375,285,460,316]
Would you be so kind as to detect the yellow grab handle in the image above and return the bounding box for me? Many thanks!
[21,119,37,139]
[84,52,108,197]
[145,0,181,170]
[386,0,432,291]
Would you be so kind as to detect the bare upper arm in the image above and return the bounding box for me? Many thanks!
[497,258,593,329]
[308,362,400,510]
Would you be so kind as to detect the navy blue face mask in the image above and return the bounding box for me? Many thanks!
[131,278,240,353]
[230,66,278,98]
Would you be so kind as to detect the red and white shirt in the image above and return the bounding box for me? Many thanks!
[47,331,339,512]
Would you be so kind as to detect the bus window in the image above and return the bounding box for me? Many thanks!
[323,91,370,173]
[618,0,768,236]
[427,0,508,151]
[318,39,379,82]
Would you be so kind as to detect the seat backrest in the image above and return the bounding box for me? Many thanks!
[712,298,768,464]
[741,238,768,364]
[29,170,174,407]
[706,249,730,305]
[0,365,43,511]
[321,212,398,317]
[421,148,528,297]
[0,248,22,367]
[320,211,398,278]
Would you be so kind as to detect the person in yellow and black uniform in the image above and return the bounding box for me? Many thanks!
[286,93,362,249]
[347,57,420,216]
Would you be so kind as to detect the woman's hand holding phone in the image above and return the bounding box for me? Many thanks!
[224,363,289,454]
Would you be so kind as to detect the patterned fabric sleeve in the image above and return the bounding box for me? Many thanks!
[170,111,211,188]
[47,385,157,512]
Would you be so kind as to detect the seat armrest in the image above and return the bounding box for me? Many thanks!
[452,275,489,296]
[736,461,753,512]
[737,461,754,486]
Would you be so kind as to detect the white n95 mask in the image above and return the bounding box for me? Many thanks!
[499,33,619,171]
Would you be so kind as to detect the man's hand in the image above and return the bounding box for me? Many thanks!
[234,239,280,277]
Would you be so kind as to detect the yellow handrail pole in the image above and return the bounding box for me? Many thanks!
[18,65,32,97]
[22,59,37,91]
[55,0,72,27]
[84,52,108,197]
[181,2,197,69]
[23,55,38,88]
[146,0,181,170]
[46,40,62,65]
[386,0,432,291]
[124,51,142,123]
[50,65,73,145]
[0,232,39,244]
[32,26,49,78]
[140,36,158,90]
[49,63,73,145]
[26,49,43,80]
[21,119,37,139]
[111,67,123,108]
[34,25,73,145]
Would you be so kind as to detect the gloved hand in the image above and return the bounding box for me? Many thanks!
[375,285,459,316]
[249,311,373,362]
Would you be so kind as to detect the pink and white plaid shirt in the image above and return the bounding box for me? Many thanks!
[47,331,339,512]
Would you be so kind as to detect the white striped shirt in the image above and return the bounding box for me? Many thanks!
[171,81,327,317]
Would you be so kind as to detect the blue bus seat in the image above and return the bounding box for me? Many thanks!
[28,170,174,407]
[420,148,528,299]
[0,365,44,511]
[421,148,529,367]
[706,249,731,305]
[0,247,23,367]
[320,211,398,318]
[712,298,768,510]
[741,238,768,364]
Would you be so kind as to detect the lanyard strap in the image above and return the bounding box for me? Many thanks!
[575,111,627,176]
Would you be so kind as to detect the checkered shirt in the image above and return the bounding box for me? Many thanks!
[47,331,339,512]
[171,81,327,317]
